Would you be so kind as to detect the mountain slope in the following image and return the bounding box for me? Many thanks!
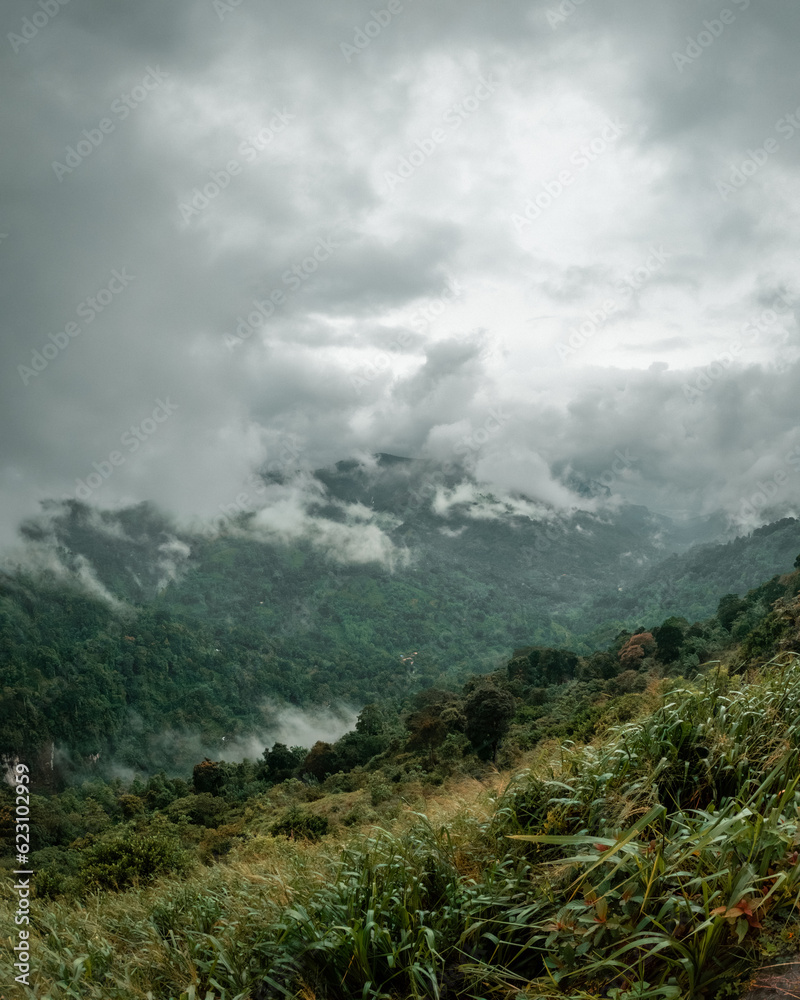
[3,455,800,774]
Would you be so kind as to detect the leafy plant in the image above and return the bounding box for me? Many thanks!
[80,829,188,892]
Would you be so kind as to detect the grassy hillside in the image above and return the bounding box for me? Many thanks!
[5,566,800,998]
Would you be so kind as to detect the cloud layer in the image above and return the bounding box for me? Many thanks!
[2,0,800,546]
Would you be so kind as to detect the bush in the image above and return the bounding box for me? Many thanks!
[81,830,187,892]
[368,777,394,806]
[198,822,242,864]
[31,845,81,899]
[165,792,229,828]
[606,669,648,695]
[270,808,330,842]
[322,770,363,794]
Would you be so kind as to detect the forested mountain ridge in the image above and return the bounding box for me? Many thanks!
[3,455,800,777]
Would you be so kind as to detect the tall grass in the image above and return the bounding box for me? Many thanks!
[9,656,800,999]
[472,655,800,998]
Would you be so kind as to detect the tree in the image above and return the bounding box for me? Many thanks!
[716,593,745,632]
[192,758,223,796]
[653,617,687,663]
[618,632,655,670]
[355,703,387,735]
[301,741,337,781]
[508,647,579,687]
[261,743,304,783]
[405,691,466,762]
[464,685,516,761]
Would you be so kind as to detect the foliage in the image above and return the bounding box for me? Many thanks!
[618,631,655,669]
[7,515,800,996]
[192,758,224,796]
[10,654,800,998]
[270,808,331,842]
[4,498,800,778]
[463,684,516,760]
[80,829,188,892]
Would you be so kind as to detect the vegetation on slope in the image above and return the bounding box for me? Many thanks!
[5,562,800,997]
[4,497,800,777]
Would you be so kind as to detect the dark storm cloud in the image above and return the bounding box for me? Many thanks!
[2,0,800,549]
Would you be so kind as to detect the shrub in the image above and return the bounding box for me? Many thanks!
[322,770,363,794]
[80,830,187,892]
[606,669,648,695]
[165,792,229,827]
[368,777,394,806]
[198,822,242,864]
[269,808,330,841]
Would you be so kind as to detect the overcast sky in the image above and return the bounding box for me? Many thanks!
[2,0,800,549]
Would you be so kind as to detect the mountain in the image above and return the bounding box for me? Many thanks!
[3,454,800,775]
[581,516,800,638]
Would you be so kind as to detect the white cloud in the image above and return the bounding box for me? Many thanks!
[1,0,800,541]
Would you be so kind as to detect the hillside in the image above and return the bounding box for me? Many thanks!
[3,457,800,776]
[579,517,800,640]
[4,564,800,998]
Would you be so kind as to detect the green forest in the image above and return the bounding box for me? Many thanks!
[3,523,800,998]
[4,486,800,779]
